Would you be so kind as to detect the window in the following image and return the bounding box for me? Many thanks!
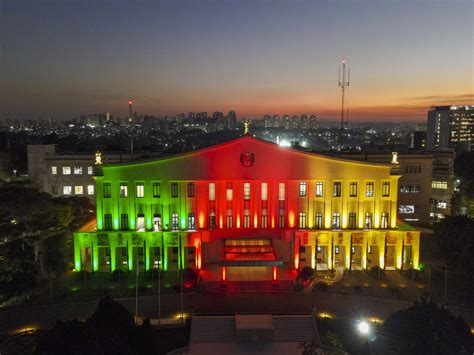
[121,214,129,230]
[332,212,340,229]
[365,212,373,229]
[171,182,179,198]
[382,182,390,197]
[153,182,161,198]
[226,213,233,228]
[187,182,195,197]
[136,183,144,198]
[62,166,71,175]
[103,183,111,198]
[404,165,422,174]
[122,247,127,257]
[349,212,357,229]
[244,182,251,200]
[366,182,374,197]
[171,213,179,230]
[104,214,112,230]
[87,185,94,195]
[381,212,389,229]
[120,183,128,198]
[261,182,268,200]
[279,183,285,200]
[399,205,415,214]
[315,212,323,229]
[51,166,57,175]
[335,246,340,254]
[400,185,421,193]
[432,181,447,189]
[333,182,341,197]
[74,186,83,195]
[278,214,285,228]
[153,214,161,231]
[52,186,58,195]
[137,214,145,232]
[188,213,196,230]
[299,181,307,197]
[74,166,83,175]
[316,182,323,197]
[209,213,216,229]
[299,212,306,228]
[244,213,250,228]
[209,183,215,201]
[349,182,357,197]
[63,185,72,195]
[261,214,268,228]
[87,166,93,175]
[436,201,447,209]
[226,182,233,201]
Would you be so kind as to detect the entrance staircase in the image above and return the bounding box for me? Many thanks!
[203,239,294,293]
[223,239,277,263]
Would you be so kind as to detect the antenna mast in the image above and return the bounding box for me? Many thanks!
[338,59,350,149]
[128,98,134,158]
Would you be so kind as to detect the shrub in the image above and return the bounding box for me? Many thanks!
[299,266,315,281]
[315,282,328,291]
[368,266,383,279]
[109,269,126,282]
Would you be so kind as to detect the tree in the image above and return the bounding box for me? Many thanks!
[0,182,94,296]
[0,240,37,296]
[88,296,136,353]
[35,296,154,354]
[452,151,474,217]
[377,296,473,354]
[297,332,345,355]
[432,216,474,304]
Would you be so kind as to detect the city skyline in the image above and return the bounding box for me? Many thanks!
[1,0,473,121]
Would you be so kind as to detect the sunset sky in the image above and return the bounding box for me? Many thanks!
[1,0,473,121]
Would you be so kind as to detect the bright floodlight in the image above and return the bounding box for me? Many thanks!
[357,320,371,335]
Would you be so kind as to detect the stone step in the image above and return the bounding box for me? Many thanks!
[190,316,235,343]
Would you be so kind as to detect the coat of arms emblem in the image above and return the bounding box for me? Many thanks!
[240,152,255,167]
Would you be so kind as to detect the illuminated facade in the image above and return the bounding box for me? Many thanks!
[427,105,474,152]
[74,135,420,276]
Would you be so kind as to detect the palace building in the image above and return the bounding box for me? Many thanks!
[74,134,420,280]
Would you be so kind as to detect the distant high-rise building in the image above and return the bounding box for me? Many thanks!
[226,111,237,129]
[412,131,426,150]
[309,115,317,128]
[427,105,474,152]
[213,111,224,120]
[263,115,271,128]
[273,115,281,128]
[291,115,299,129]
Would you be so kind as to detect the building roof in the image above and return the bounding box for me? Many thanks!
[96,135,398,181]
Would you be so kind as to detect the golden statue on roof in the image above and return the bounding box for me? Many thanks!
[243,120,251,135]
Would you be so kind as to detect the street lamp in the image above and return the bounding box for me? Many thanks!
[357,320,371,335]
[357,319,374,354]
